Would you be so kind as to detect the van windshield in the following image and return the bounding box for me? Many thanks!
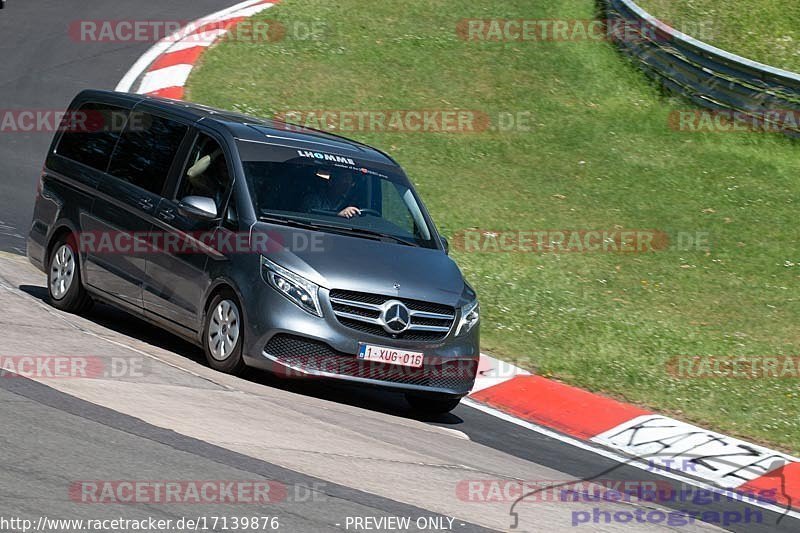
[242,159,437,249]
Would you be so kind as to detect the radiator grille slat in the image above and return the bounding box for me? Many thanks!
[329,290,455,342]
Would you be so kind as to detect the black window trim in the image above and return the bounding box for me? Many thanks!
[161,127,199,201]
[168,125,237,222]
[52,100,133,176]
[103,102,194,199]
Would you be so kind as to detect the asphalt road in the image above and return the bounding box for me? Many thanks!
[4,252,797,532]
[0,377,492,533]
[0,0,239,254]
[0,2,797,532]
[0,253,736,532]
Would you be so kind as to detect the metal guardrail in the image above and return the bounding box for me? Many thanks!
[604,0,800,136]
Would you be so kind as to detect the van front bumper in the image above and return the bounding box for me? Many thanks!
[241,284,479,397]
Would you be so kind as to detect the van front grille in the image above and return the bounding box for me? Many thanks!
[328,290,455,342]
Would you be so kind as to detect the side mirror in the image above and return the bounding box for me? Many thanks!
[440,236,450,255]
[178,196,218,220]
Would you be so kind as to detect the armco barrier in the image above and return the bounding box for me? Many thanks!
[604,0,800,136]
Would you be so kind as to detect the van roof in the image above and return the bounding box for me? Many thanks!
[76,90,399,167]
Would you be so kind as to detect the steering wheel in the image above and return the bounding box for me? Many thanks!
[357,208,381,217]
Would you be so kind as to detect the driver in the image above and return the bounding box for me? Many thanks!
[302,168,361,218]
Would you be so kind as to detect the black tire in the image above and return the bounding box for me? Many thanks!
[47,233,93,314]
[405,393,462,415]
[203,291,247,375]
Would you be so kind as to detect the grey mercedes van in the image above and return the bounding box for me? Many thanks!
[28,90,480,413]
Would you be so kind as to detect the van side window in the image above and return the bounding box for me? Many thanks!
[108,112,188,195]
[55,103,129,172]
[176,133,232,211]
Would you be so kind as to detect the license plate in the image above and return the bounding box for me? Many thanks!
[358,343,424,368]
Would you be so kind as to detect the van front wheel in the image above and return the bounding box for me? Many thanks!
[203,292,247,375]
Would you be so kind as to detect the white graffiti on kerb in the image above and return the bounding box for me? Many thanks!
[592,415,796,488]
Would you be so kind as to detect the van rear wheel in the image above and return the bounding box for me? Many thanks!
[47,234,92,313]
[203,291,247,375]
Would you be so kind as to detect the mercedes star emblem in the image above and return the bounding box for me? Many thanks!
[381,301,410,334]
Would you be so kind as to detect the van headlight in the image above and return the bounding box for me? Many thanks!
[455,300,480,336]
[261,256,322,316]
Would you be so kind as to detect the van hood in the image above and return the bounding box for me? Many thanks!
[253,222,467,307]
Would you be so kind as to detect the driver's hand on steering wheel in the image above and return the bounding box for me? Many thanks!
[338,206,361,219]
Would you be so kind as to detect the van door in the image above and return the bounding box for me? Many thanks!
[47,100,130,288]
[144,129,235,330]
[88,109,189,310]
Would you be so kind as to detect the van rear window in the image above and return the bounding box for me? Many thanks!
[107,112,188,195]
[55,103,129,172]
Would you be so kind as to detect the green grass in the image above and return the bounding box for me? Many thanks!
[187,0,800,453]
[637,0,800,73]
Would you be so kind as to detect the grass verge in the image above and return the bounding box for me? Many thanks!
[637,0,800,73]
[188,0,800,453]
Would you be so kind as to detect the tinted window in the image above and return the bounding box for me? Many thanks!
[242,159,435,248]
[55,103,129,171]
[381,180,415,234]
[176,133,232,211]
[108,112,187,195]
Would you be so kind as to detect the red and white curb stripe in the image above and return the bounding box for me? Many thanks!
[115,0,278,99]
[113,0,800,517]
[469,357,800,512]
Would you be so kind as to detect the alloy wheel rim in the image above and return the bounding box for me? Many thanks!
[50,244,75,300]
[208,299,241,361]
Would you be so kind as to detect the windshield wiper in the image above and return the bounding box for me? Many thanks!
[258,214,326,231]
[258,215,420,247]
[258,215,361,237]
[335,227,420,247]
